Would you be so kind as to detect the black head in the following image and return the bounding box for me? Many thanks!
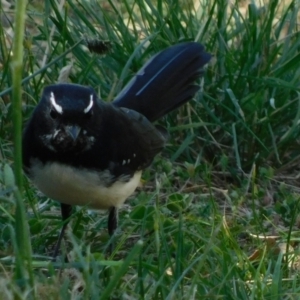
[33,83,100,154]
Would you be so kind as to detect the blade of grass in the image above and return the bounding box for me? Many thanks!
[0,39,83,99]
[99,240,143,300]
[232,123,242,172]
[11,0,34,293]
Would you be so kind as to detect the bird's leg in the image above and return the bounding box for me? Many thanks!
[52,203,73,261]
[108,206,118,253]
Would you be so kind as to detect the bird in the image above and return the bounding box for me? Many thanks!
[22,42,211,259]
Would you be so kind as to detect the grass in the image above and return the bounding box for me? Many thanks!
[1,0,300,298]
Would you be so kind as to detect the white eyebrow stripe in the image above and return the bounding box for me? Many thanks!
[50,92,63,114]
[84,94,94,113]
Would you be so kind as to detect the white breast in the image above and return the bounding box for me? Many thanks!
[30,160,142,209]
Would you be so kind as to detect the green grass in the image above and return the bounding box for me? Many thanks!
[1,0,300,298]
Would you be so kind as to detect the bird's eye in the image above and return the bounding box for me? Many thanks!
[84,110,93,119]
[50,109,59,119]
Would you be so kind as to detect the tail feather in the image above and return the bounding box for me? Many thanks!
[113,42,211,121]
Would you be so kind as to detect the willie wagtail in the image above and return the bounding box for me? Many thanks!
[22,42,211,258]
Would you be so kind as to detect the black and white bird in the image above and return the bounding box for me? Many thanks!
[22,42,211,258]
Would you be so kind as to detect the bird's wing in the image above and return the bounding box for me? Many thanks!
[97,105,167,176]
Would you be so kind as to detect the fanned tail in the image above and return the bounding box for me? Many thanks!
[113,42,211,122]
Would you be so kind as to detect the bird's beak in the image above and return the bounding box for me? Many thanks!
[66,125,81,141]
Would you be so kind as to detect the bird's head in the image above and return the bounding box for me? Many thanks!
[35,84,98,153]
